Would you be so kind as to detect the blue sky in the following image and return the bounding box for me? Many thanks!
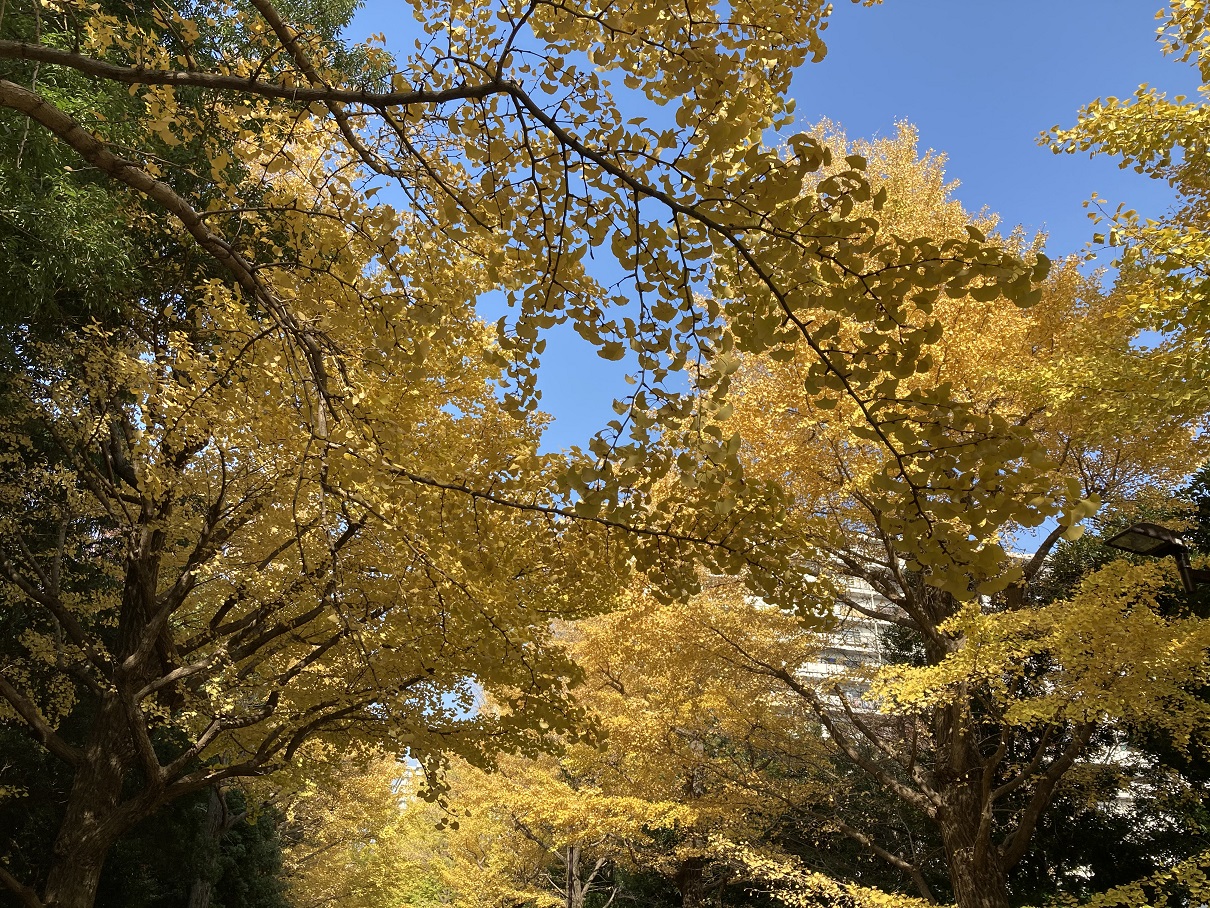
[794,1,1199,256]
[350,1,1200,451]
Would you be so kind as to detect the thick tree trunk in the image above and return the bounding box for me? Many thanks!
[41,696,133,908]
[937,785,1009,908]
[41,852,108,908]
[187,872,216,908]
[42,551,164,908]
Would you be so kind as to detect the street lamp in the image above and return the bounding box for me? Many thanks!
[1104,522,1210,595]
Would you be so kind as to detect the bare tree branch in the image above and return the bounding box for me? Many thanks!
[0,862,44,908]
[998,722,1094,869]
[0,673,81,766]
[0,40,504,107]
[834,818,937,903]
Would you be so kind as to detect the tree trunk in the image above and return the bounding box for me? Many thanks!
[187,786,228,908]
[565,844,585,908]
[41,850,109,908]
[41,696,133,908]
[937,785,1009,908]
[675,857,709,908]
[42,543,166,908]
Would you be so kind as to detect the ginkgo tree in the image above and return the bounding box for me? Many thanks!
[0,0,1058,906]
[279,751,447,908]
[439,582,834,908]
[706,123,1210,907]
[1047,0,1210,413]
[287,581,836,908]
[0,0,1041,520]
[0,168,630,908]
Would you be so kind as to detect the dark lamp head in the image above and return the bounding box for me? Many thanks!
[1105,523,1188,558]
[1105,522,1210,598]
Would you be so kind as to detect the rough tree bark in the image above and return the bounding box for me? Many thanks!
[936,782,1009,908]
[41,551,168,908]
[675,857,709,908]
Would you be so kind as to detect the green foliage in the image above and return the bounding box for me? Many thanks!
[1006,473,1210,904]
[209,798,290,908]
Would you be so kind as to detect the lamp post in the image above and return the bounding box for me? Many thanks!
[1104,522,1210,595]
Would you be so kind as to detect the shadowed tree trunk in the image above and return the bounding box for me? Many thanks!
[937,782,1009,908]
[187,786,231,908]
[675,857,709,908]
[42,551,166,908]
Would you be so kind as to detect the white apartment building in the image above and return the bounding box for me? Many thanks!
[799,576,897,686]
